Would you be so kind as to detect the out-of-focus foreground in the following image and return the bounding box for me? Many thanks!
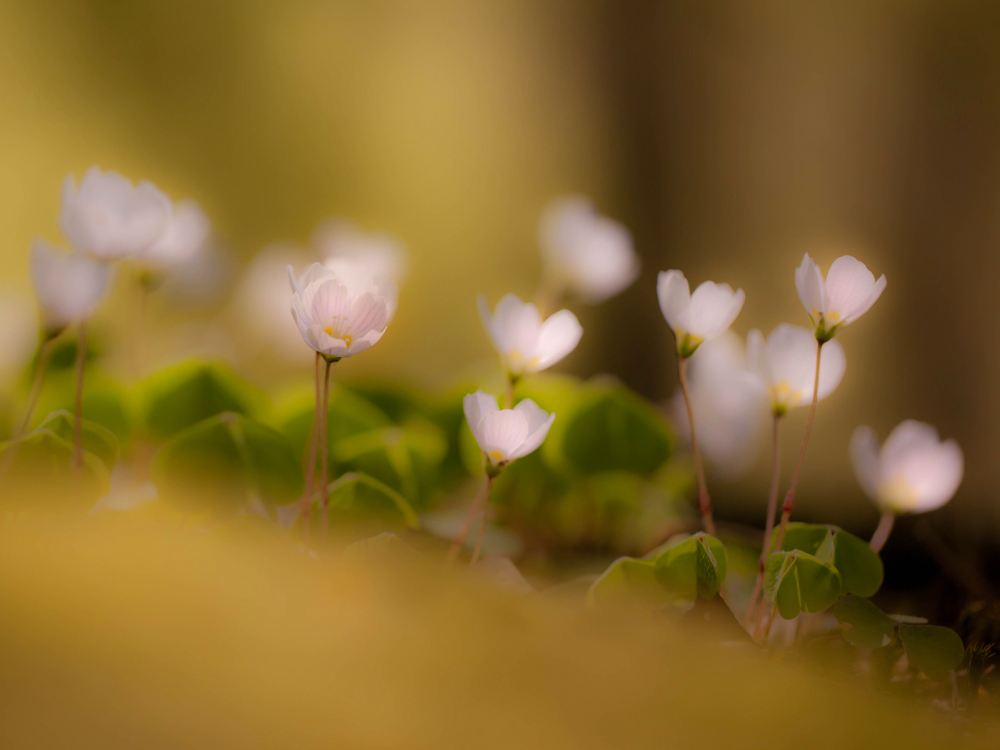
[0,518,987,749]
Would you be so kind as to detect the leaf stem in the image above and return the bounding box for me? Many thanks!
[299,352,322,544]
[869,510,895,553]
[73,321,87,470]
[744,413,782,628]
[771,339,824,553]
[677,355,715,536]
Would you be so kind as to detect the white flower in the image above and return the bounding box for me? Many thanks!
[746,324,846,416]
[313,219,408,295]
[288,261,390,359]
[477,293,582,378]
[671,332,769,479]
[59,166,172,261]
[538,196,639,304]
[657,270,745,357]
[850,421,963,515]
[140,199,211,270]
[30,239,113,335]
[463,390,555,471]
[795,254,886,341]
[229,245,312,362]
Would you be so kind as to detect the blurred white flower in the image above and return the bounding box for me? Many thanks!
[795,254,886,341]
[850,421,963,514]
[657,270,745,358]
[478,293,582,378]
[30,239,113,336]
[538,196,639,304]
[0,288,38,378]
[313,219,407,318]
[671,332,769,479]
[140,199,211,271]
[463,390,554,472]
[59,166,171,261]
[289,261,390,359]
[747,324,846,416]
[229,245,312,362]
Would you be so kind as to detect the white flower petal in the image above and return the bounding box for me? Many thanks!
[538,196,638,303]
[464,390,500,442]
[507,406,555,460]
[794,254,826,322]
[143,199,210,269]
[477,410,529,462]
[687,281,744,340]
[532,309,582,371]
[849,426,881,502]
[824,255,880,324]
[656,270,691,333]
[59,167,171,260]
[30,239,113,332]
[841,273,886,325]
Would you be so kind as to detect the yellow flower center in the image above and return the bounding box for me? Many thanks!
[322,327,352,347]
[877,477,920,512]
[488,450,504,461]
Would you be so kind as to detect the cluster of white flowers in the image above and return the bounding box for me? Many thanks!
[31,166,212,337]
[659,254,962,525]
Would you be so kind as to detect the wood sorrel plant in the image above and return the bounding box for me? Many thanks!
[657,269,745,537]
[449,390,554,563]
[288,259,393,542]
[742,324,846,628]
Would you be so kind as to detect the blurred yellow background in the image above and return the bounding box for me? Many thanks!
[2,0,998,537]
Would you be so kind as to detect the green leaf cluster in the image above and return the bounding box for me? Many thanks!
[833,595,965,675]
[763,523,884,620]
[587,532,728,610]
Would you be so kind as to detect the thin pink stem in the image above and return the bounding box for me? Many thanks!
[677,356,715,537]
[870,510,895,553]
[744,413,782,628]
[772,340,823,553]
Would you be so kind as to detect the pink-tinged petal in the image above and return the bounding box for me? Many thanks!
[849,426,881,503]
[507,403,555,460]
[463,390,500,441]
[532,309,583,372]
[492,293,541,357]
[287,264,301,294]
[348,292,389,338]
[824,256,880,324]
[30,239,113,332]
[909,440,963,513]
[656,270,690,333]
[794,254,826,322]
[841,273,886,325]
[308,280,352,333]
[880,420,942,475]
[688,281,744,340]
[477,410,529,462]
